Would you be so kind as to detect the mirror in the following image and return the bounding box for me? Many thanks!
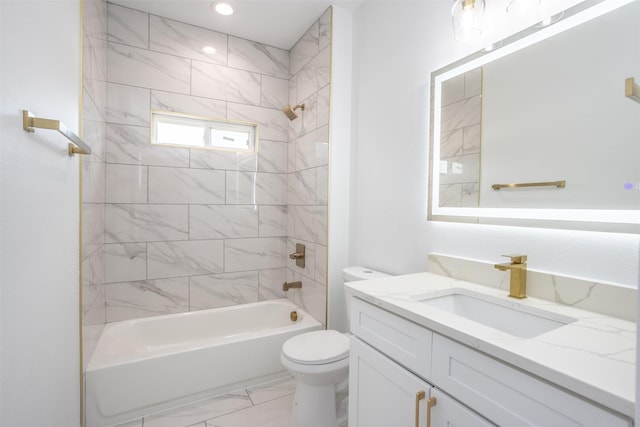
[429,0,640,232]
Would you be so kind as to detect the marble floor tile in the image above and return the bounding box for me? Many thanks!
[247,378,297,406]
[127,376,344,427]
[143,390,253,427]
[205,394,293,427]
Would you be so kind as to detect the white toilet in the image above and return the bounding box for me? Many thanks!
[280,266,390,427]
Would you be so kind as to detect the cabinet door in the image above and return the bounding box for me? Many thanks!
[432,334,632,427]
[349,337,431,427]
[351,297,433,379]
[430,389,496,427]
[350,337,495,427]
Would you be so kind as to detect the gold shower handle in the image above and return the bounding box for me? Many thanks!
[415,390,426,427]
[289,243,305,268]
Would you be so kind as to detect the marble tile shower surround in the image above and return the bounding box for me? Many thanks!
[104,3,331,325]
[82,0,108,371]
[439,68,482,208]
[428,253,636,322]
[284,9,331,326]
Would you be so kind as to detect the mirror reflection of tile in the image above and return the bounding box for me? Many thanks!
[439,67,482,208]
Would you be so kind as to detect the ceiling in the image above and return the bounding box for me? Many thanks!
[110,0,364,50]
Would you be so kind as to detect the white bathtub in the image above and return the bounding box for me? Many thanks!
[85,299,321,427]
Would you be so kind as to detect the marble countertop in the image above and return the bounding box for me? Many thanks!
[346,272,636,418]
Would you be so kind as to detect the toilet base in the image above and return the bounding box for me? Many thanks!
[336,393,348,427]
[290,384,349,427]
[291,382,337,427]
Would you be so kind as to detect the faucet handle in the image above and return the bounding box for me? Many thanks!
[501,254,527,264]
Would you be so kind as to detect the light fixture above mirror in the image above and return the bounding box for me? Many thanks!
[452,0,485,41]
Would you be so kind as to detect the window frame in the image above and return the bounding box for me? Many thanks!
[150,110,258,153]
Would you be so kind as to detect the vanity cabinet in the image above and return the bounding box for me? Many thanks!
[349,297,632,427]
[349,337,495,427]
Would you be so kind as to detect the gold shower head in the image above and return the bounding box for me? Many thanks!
[282,103,305,120]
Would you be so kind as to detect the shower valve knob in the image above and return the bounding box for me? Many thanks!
[289,243,305,268]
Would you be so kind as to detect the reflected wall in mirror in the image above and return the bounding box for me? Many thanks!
[430,0,640,231]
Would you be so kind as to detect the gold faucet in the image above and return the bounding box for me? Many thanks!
[282,281,302,291]
[494,254,527,299]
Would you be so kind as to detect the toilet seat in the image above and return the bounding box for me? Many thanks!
[282,330,349,365]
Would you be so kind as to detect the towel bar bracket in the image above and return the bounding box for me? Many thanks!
[22,109,92,156]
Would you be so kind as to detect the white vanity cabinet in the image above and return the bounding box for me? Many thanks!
[349,297,632,427]
[349,337,495,427]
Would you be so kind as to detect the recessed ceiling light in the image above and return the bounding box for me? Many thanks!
[202,46,217,54]
[212,1,234,16]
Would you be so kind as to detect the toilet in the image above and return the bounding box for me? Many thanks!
[280,266,390,427]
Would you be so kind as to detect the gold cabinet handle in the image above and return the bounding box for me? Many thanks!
[415,391,426,427]
[426,396,437,427]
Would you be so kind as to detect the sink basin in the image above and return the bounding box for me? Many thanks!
[414,289,576,338]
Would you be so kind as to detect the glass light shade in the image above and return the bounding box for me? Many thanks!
[452,0,485,42]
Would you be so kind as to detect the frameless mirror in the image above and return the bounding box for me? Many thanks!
[429,0,640,232]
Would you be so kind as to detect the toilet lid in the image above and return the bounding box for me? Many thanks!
[282,330,350,365]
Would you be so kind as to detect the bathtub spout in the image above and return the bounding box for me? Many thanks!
[283,281,302,291]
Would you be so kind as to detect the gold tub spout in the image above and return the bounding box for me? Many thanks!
[494,254,527,299]
[282,281,302,291]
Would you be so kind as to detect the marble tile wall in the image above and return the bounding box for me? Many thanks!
[439,67,482,208]
[82,0,108,372]
[284,8,332,326]
[104,2,320,323]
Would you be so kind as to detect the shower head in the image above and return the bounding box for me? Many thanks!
[282,103,305,121]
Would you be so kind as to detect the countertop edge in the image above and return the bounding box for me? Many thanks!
[346,272,636,419]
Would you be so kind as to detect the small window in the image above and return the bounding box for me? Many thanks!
[151,111,257,152]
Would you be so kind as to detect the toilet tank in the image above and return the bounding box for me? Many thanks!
[343,266,391,283]
[343,266,390,328]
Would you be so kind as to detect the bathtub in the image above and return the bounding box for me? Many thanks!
[85,299,321,427]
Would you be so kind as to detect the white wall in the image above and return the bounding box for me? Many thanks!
[0,0,3,419]
[327,5,353,330]
[637,241,640,423]
[350,0,639,286]
[1,1,81,425]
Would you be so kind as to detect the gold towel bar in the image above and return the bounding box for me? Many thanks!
[625,77,640,104]
[492,180,566,190]
[22,110,92,156]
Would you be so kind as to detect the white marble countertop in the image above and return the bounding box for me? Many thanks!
[346,272,636,418]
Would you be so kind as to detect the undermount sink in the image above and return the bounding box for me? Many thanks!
[414,289,577,338]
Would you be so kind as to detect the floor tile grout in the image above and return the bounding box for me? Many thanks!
[135,377,298,427]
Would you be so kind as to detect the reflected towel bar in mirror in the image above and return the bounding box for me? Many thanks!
[491,180,566,190]
[22,110,92,156]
